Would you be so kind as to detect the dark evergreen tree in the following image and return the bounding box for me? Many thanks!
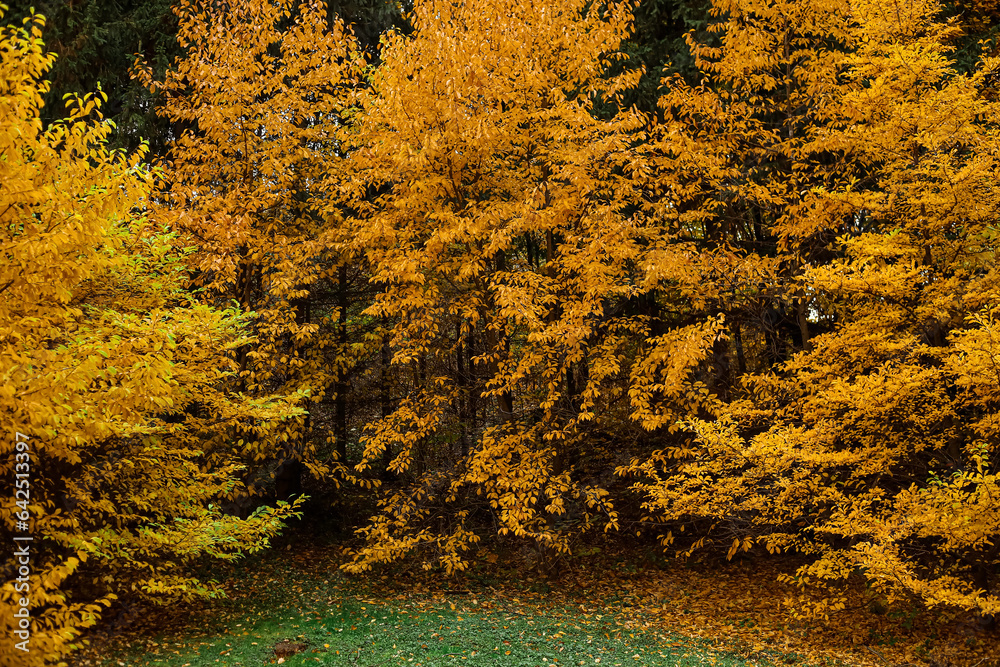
[2,0,406,156]
[625,0,712,109]
[945,0,1000,75]
[2,0,179,154]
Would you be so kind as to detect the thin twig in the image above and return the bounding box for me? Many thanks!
[866,646,890,665]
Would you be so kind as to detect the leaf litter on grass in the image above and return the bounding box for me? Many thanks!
[96,595,777,667]
[80,542,1000,667]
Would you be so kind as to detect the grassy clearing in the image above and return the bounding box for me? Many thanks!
[117,599,779,667]
[89,549,816,667]
[78,529,1000,667]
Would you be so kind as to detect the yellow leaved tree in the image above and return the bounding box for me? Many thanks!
[1,11,303,665]
[137,0,367,503]
[626,0,1000,621]
[341,0,667,573]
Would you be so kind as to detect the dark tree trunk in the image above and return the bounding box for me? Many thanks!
[732,316,747,375]
[494,249,514,422]
[467,326,477,435]
[335,264,348,464]
[456,322,469,457]
[380,332,393,478]
[235,257,258,393]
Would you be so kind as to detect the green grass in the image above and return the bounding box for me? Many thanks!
[111,600,787,666]
[93,550,816,667]
[123,602,740,667]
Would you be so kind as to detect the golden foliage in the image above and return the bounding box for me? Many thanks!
[627,0,1000,620]
[139,0,367,487]
[341,0,659,573]
[1,12,303,665]
[10,0,1000,643]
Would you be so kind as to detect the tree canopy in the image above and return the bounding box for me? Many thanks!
[6,0,1000,662]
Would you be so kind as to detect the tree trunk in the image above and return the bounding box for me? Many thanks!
[732,316,747,375]
[456,322,469,457]
[494,249,514,422]
[467,326,477,435]
[335,264,348,464]
[795,297,811,351]
[235,257,257,393]
[380,332,393,478]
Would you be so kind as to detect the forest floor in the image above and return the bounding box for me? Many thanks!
[77,535,999,667]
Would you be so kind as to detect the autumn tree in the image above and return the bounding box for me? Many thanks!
[338,0,671,574]
[0,12,303,665]
[138,0,368,502]
[626,0,1000,621]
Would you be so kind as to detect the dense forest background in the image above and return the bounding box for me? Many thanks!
[3,0,1000,664]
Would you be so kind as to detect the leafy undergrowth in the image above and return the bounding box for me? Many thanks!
[76,538,999,667]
